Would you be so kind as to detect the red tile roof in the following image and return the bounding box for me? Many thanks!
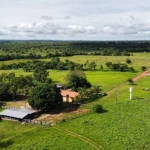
[61,90,79,98]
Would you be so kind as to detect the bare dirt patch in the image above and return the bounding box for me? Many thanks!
[35,109,90,121]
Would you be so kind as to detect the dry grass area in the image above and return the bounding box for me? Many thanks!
[35,109,90,121]
[6,100,27,108]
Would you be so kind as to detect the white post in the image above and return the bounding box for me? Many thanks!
[130,92,132,100]
[129,87,133,100]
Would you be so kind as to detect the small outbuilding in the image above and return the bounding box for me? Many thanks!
[61,90,79,103]
[0,107,37,121]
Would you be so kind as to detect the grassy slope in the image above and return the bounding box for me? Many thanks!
[59,76,150,150]
[0,121,95,150]
[0,76,150,149]
[0,53,150,149]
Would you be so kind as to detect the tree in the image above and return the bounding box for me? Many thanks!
[28,83,63,111]
[141,66,147,71]
[33,66,49,83]
[105,62,113,69]
[127,78,134,85]
[84,60,89,69]
[126,59,131,64]
[65,70,91,91]
[128,67,135,72]
[88,61,96,70]
[91,104,105,113]
[8,85,17,101]
[7,72,15,82]
[100,64,103,70]
[0,83,10,100]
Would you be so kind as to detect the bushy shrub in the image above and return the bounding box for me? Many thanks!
[91,104,104,113]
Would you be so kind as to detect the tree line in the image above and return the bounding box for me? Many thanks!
[0,62,102,111]
[0,50,131,61]
[0,57,136,72]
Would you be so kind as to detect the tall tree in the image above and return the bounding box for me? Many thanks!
[28,83,63,111]
[88,61,96,70]
[33,66,49,83]
[65,70,91,91]
[0,83,10,100]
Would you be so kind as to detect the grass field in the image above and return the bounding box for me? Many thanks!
[58,76,150,150]
[1,52,150,71]
[1,76,150,149]
[0,121,96,150]
[1,53,150,149]
[0,69,137,92]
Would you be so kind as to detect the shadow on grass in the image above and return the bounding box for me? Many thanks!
[132,83,137,85]
[0,140,14,149]
[100,109,108,113]
[133,97,144,100]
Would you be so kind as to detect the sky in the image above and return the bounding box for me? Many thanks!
[0,0,150,40]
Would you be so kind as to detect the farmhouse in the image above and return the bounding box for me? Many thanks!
[0,107,37,121]
[61,90,79,103]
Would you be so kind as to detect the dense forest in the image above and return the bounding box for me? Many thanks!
[0,40,149,61]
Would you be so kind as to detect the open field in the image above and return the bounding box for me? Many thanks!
[0,68,137,93]
[1,52,150,70]
[1,76,150,149]
[58,76,150,150]
[1,50,150,149]
[0,121,96,150]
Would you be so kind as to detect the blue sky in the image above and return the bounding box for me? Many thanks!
[0,0,150,40]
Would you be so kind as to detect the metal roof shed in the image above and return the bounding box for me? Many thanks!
[0,108,36,120]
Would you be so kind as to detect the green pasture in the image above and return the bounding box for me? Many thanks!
[60,98,150,150]
[1,52,150,72]
[1,76,150,149]
[0,69,32,76]
[0,121,95,150]
[0,69,138,92]
[85,71,137,91]
[59,76,150,150]
[0,53,150,150]
[60,52,150,71]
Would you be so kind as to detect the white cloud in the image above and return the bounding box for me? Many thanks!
[0,0,150,40]
[101,20,150,36]
[64,15,71,19]
[130,16,135,20]
[41,16,53,20]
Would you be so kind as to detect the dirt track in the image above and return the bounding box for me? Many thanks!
[106,69,150,95]
[54,127,104,150]
[133,69,150,81]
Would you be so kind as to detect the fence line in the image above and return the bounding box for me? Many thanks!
[1,106,91,126]
[22,111,90,126]
[2,106,20,109]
